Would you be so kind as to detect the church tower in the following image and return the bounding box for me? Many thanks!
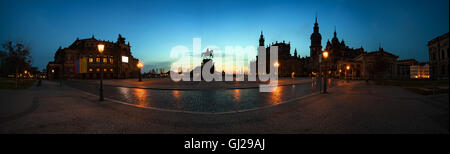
[310,14,322,73]
[259,31,265,47]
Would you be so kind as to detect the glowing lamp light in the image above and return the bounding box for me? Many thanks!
[97,44,105,54]
[322,51,329,59]
[51,69,54,73]
[346,65,350,70]
[274,62,280,68]
[24,70,27,74]
[137,62,144,69]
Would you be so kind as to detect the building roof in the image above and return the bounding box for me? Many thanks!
[354,48,398,60]
[428,32,449,45]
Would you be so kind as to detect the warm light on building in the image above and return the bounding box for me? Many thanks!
[346,65,350,70]
[97,44,105,53]
[122,56,129,63]
[322,51,329,59]
[410,64,430,79]
[274,62,280,68]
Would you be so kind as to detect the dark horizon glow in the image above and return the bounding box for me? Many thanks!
[0,0,448,71]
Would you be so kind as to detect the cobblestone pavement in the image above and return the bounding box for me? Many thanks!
[0,80,448,134]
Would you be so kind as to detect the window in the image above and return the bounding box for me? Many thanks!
[122,56,129,63]
[96,68,100,72]
[89,58,93,63]
[89,68,93,72]
[110,68,113,72]
[104,68,107,72]
[110,58,113,63]
[442,50,445,59]
[103,58,108,63]
[96,57,100,62]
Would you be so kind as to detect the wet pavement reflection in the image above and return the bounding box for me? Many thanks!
[65,78,339,113]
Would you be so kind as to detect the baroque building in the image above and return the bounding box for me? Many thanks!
[396,59,419,79]
[428,32,449,80]
[310,15,322,74]
[253,31,308,77]
[46,34,140,79]
[322,27,365,76]
[353,47,399,79]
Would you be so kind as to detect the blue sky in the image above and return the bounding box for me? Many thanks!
[0,0,448,71]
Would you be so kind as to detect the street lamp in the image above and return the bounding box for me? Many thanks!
[345,65,350,82]
[322,51,329,94]
[322,51,329,59]
[98,44,105,101]
[137,61,144,82]
[274,62,280,68]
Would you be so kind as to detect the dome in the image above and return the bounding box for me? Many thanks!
[310,33,322,41]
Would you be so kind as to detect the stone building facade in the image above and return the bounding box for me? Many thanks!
[396,59,419,79]
[310,16,322,74]
[46,34,140,79]
[322,28,365,77]
[253,31,308,77]
[428,32,449,80]
[353,48,399,80]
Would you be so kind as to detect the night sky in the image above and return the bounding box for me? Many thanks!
[0,0,448,71]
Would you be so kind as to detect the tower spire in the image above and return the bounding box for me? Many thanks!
[315,12,318,24]
[334,26,337,38]
[259,30,265,46]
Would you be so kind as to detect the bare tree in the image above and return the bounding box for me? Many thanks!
[1,41,32,76]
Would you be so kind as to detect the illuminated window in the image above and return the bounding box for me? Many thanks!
[104,68,107,72]
[103,58,107,63]
[122,56,129,63]
[110,58,113,63]
[89,68,93,72]
[96,68,100,72]
[96,57,100,62]
[89,58,93,63]
[110,68,113,72]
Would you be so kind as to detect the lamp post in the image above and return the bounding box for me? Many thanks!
[98,44,105,101]
[274,62,280,68]
[274,61,280,76]
[322,51,329,94]
[346,65,350,82]
[137,61,143,82]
